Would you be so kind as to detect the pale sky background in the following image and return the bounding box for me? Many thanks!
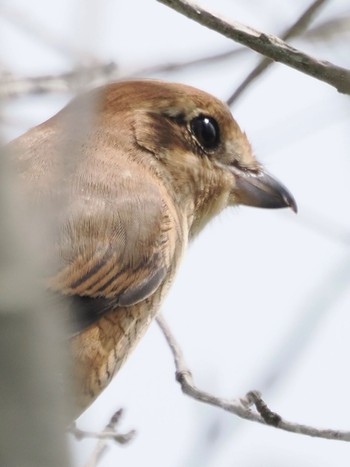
[1,0,350,466]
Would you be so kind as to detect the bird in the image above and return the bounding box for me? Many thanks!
[6,79,297,417]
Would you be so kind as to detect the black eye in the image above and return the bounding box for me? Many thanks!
[190,115,220,150]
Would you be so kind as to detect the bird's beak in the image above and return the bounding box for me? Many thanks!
[233,168,297,213]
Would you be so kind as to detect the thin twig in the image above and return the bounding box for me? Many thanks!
[227,0,330,105]
[83,444,109,467]
[131,46,246,76]
[157,0,350,95]
[69,409,135,467]
[2,11,349,101]
[0,64,119,99]
[69,409,135,445]
[0,48,246,100]
[156,314,350,441]
[70,427,135,443]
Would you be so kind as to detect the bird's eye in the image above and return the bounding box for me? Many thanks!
[190,115,220,150]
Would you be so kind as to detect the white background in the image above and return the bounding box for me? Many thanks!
[1,1,350,466]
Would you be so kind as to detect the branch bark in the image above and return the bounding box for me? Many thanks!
[156,314,350,442]
[157,0,350,95]
[227,0,330,105]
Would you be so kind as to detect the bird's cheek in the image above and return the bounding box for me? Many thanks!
[220,171,240,206]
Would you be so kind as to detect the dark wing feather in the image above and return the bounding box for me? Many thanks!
[49,183,174,334]
[57,261,167,334]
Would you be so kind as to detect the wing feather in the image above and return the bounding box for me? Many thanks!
[8,103,181,334]
[49,187,175,332]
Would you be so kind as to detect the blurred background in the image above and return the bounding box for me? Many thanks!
[1,0,350,466]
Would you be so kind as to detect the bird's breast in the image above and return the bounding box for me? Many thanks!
[71,299,158,412]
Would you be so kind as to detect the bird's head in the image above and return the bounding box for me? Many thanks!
[81,80,297,235]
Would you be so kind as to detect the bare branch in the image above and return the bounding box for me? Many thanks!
[83,445,108,467]
[69,409,135,467]
[3,7,349,102]
[156,314,350,442]
[157,0,350,95]
[0,64,119,99]
[131,46,246,76]
[227,0,330,105]
[0,48,246,100]
[69,409,135,444]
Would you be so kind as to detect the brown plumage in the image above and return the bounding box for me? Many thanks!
[7,80,296,416]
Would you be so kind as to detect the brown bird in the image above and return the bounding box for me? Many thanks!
[7,79,296,417]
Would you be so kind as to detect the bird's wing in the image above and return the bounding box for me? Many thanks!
[7,110,181,335]
[47,179,178,334]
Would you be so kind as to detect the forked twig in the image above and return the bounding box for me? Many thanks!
[157,0,350,95]
[156,314,350,442]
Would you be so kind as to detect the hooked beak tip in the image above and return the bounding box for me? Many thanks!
[283,192,298,213]
[234,168,297,213]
